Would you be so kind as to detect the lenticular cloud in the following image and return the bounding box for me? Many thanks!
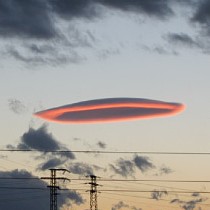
[34,98,185,124]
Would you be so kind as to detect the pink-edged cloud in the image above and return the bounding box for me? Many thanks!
[34,98,185,124]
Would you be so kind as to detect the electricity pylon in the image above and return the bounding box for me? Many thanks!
[86,175,101,210]
[41,169,70,210]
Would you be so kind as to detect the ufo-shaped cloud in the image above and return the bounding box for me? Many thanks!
[34,98,185,124]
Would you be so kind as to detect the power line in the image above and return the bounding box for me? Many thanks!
[2,177,210,183]
[2,149,210,155]
[0,187,47,190]
[97,179,210,183]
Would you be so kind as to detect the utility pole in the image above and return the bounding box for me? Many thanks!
[86,175,101,210]
[41,169,70,210]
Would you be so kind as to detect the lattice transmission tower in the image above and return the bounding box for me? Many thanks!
[41,169,70,210]
[87,175,101,210]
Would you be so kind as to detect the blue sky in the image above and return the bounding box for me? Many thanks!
[0,0,210,210]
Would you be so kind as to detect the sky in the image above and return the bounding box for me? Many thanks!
[0,0,210,209]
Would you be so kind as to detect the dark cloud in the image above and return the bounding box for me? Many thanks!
[8,99,27,114]
[109,155,156,177]
[170,197,206,210]
[191,0,210,35]
[38,158,66,170]
[7,124,75,159]
[0,0,174,41]
[151,190,168,200]
[109,158,135,177]
[50,0,99,20]
[0,169,84,210]
[134,155,155,172]
[68,162,94,175]
[2,0,208,65]
[0,0,56,39]
[99,0,173,19]
[166,33,200,48]
[97,141,106,149]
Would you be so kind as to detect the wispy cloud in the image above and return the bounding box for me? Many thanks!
[112,201,142,210]
[68,162,94,175]
[151,190,168,200]
[166,33,199,47]
[159,165,173,175]
[112,201,129,210]
[109,158,135,177]
[170,196,207,210]
[96,141,106,149]
[109,155,155,177]
[8,98,27,114]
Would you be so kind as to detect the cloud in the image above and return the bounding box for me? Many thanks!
[191,0,210,35]
[96,141,106,149]
[151,190,168,200]
[109,158,135,177]
[142,44,178,55]
[68,162,94,175]
[34,98,185,124]
[134,155,155,172]
[6,47,45,64]
[99,0,173,19]
[7,124,75,160]
[158,165,173,175]
[170,197,206,210]
[50,0,99,20]
[38,158,66,170]
[112,201,142,210]
[2,0,209,65]
[6,43,85,66]
[110,155,155,177]
[0,0,174,41]
[112,201,129,210]
[0,0,56,39]
[0,169,84,210]
[166,33,200,48]
[8,99,27,114]
[131,207,142,210]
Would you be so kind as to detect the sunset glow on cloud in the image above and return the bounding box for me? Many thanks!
[34,98,185,123]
